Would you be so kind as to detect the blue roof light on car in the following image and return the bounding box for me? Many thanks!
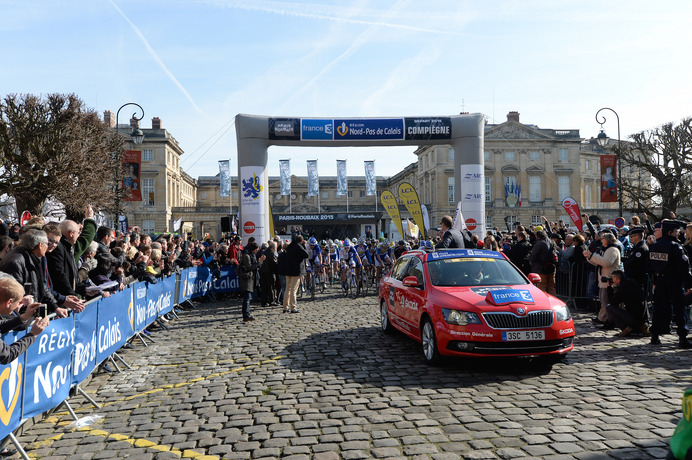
[426,249,504,261]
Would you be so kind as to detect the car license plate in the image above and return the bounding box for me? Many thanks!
[502,330,545,341]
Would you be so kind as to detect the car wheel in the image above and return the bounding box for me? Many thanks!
[380,300,393,334]
[421,318,440,364]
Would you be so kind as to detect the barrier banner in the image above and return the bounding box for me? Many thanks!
[95,293,131,366]
[23,316,73,420]
[0,331,27,439]
[71,301,99,386]
[147,278,175,320]
[189,266,211,299]
[159,276,177,316]
[212,265,241,293]
[178,268,190,303]
[133,282,149,333]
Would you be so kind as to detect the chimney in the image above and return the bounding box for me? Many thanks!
[103,110,114,127]
[152,117,161,129]
[507,111,520,123]
[130,117,139,129]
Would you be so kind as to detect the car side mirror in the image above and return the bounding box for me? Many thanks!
[528,273,541,284]
[402,276,420,288]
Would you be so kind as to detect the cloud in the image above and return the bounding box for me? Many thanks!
[108,0,208,117]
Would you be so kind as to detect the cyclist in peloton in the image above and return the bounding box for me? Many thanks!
[374,242,394,282]
[306,237,325,292]
[328,239,340,282]
[339,239,362,292]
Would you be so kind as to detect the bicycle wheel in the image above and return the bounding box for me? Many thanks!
[360,271,369,296]
[319,271,326,293]
[348,274,358,299]
[297,279,303,298]
[310,274,316,301]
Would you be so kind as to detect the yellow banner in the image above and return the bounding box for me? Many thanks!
[398,182,426,239]
[381,191,404,240]
[269,203,275,237]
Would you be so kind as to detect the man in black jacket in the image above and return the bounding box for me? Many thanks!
[436,215,471,250]
[606,270,648,337]
[508,231,532,275]
[259,241,278,308]
[283,236,309,313]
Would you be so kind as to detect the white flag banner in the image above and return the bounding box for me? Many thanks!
[364,161,376,196]
[336,160,348,196]
[307,160,319,197]
[421,204,430,232]
[279,159,291,196]
[218,160,231,197]
[173,217,182,231]
[452,201,466,231]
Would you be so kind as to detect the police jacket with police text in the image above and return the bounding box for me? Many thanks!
[623,240,649,282]
[648,235,692,286]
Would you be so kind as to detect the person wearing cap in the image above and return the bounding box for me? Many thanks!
[623,226,649,297]
[583,232,621,326]
[648,220,692,347]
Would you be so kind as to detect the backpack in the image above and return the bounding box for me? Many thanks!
[543,241,559,274]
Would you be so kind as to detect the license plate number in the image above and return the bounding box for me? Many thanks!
[502,330,545,341]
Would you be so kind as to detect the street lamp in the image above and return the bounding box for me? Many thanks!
[114,103,145,229]
[595,107,623,217]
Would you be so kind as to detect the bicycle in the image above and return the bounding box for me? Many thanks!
[347,266,358,299]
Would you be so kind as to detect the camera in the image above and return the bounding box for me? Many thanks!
[36,304,48,318]
[601,276,613,283]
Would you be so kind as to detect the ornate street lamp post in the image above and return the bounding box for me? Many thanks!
[595,107,623,217]
[114,103,145,229]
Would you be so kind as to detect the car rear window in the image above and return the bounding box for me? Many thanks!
[427,257,527,287]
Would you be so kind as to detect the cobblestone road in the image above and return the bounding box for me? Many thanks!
[14,287,692,459]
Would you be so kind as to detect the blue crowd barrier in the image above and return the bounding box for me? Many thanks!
[0,264,241,443]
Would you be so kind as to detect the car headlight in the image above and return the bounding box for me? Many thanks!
[442,308,481,326]
[554,304,571,322]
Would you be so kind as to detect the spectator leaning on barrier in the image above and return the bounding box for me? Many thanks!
[0,229,65,317]
[95,226,114,255]
[42,223,85,313]
[584,231,621,327]
[0,277,48,364]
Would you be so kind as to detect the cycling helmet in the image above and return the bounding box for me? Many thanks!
[320,240,327,246]
[328,239,334,245]
[343,239,351,247]
[308,237,317,245]
[424,240,433,249]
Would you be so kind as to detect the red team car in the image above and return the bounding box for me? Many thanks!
[378,249,575,364]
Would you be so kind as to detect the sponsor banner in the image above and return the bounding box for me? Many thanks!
[189,266,212,299]
[20,211,31,226]
[460,165,484,212]
[71,300,99,386]
[212,265,241,293]
[178,268,190,302]
[452,201,465,231]
[307,160,319,197]
[421,204,430,232]
[428,249,504,260]
[95,292,130,365]
[397,182,426,239]
[562,197,584,232]
[240,166,266,214]
[279,159,291,196]
[487,289,535,306]
[0,331,26,439]
[601,154,617,202]
[333,118,404,141]
[336,160,348,196]
[364,161,376,196]
[301,119,334,140]
[268,118,300,141]
[218,160,231,197]
[122,150,142,202]
[275,212,382,223]
[132,282,149,332]
[404,117,452,140]
[381,191,404,240]
[118,215,129,234]
[148,277,176,319]
[23,316,74,419]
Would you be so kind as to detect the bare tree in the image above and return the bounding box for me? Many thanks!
[0,93,122,220]
[619,117,692,220]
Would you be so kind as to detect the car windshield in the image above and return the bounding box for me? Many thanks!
[427,256,528,287]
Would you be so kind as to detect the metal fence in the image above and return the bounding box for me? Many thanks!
[554,261,594,310]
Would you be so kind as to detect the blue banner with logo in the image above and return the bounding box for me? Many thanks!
[0,331,27,439]
[159,276,176,315]
[146,278,175,321]
[95,293,131,366]
[189,266,212,299]
[71,300,99,386]
[132,282,149,333]
[178,268,190,302]
[212,265,241,293]
[23,316,74,420]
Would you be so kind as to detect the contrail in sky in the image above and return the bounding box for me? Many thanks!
[108,0,207,117]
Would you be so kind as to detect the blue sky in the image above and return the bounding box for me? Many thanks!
[2,0,692,179]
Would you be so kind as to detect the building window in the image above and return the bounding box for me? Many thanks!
[448,176,454,203]
[142,178,155,206]
[559,148,568,162]
[529,150,540,161]
[359,190,365,198]
[504,151,515,161]
[529,176,541,202]
[484,150,490,161]
[558,175,570,201]
[485,176,492,202]
[585,184,592,207]
[448,148,454,162]
[201,191,208,199]
[586,159,591,171]
[322,191,328,199]
[531,216,542,226]
[142,219,155,234]
[485,215,492,231]
[347,191,353,198]
[142,149,153,161]
[232,191,238,199]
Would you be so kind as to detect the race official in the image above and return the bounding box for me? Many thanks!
[436,215,472,250]
[623,227,649,295]
[648,220,692,348]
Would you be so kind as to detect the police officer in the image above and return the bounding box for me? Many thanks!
[648,220,692,348]
[623,226,649,295]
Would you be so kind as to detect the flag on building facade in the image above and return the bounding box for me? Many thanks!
[600,154,617,202]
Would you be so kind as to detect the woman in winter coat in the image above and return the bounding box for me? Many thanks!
[583,232,621,324]
[239,242,265,322]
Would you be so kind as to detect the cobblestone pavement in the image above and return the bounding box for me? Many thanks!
[14,287,692,459]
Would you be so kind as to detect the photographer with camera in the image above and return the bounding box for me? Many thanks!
[584,232,621,327]
[604,270,649,338]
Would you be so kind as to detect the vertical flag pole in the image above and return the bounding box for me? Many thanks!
[374,160,378,212]
[346,160,349,212]
[229,158,232,230]
[317,160,320,213]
